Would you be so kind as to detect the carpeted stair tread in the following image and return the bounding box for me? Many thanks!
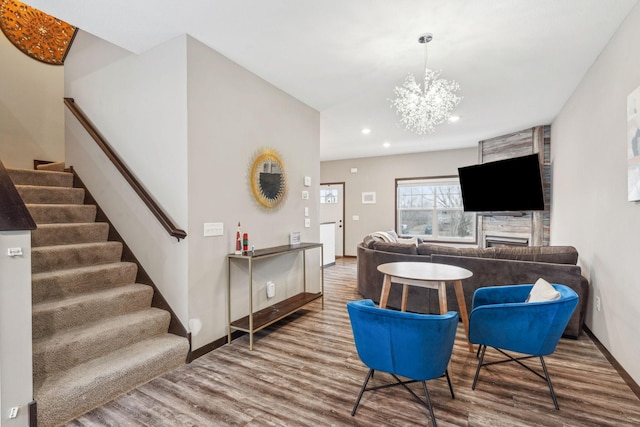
[16,184,85,204]
[16,163,189,426]
[8,167,72,187]
[32,241,124,273]
[33,284,154,340]
[31,222,110,247]
[36,161,66,172]
[27,203,97,224]
[32,262,138,304]
[35,334,189,427]
[33,308,172,380]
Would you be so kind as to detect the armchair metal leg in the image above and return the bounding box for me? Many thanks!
[421,381,438,427]
[445,369,455,399]
[471,346,562,410]
[540,356,560,410]
[351,368,374,416]
[472,345,486,390]
[351,369,450,424]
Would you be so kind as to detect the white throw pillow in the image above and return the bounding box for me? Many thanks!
[526,278,561,303]
[397,236,418,246]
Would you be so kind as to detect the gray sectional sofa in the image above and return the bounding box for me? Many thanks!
[357,234,589,338]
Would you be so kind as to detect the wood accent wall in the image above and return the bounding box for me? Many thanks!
[477,125,551,247]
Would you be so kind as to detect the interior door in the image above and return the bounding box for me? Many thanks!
[319,182,344,257]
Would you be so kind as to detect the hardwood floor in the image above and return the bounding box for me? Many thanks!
[69,258,640,426]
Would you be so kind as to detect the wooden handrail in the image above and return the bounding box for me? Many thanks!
[64,98,187,240]
[0,160,37,231]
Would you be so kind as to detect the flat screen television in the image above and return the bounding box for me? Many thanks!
[457,154,545,212]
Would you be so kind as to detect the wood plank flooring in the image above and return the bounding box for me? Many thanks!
[68,258,640,426]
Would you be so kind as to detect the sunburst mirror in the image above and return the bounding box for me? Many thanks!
[250,148,287,208]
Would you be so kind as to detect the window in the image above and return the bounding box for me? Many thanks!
[320,188,338,204]
[396,177,476,242]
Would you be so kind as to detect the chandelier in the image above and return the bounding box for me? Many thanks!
[390,33,462,135]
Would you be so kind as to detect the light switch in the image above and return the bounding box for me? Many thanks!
[204,222,224,237]
[304,207,309,217]
[304,176,311,187]
[305,218,311,228]
[7,247,23,257]
[302,190,309,200]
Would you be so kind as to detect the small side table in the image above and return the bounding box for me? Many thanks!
[227,243,324,350]
[377,261,474,352]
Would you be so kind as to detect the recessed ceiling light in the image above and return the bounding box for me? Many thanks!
[448,115,460,123]
[383,142,391,148]
[361,128,371,135]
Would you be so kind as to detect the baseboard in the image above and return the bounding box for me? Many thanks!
[190,331,245,361]
[584,326,640,399]
[29,400,36,427]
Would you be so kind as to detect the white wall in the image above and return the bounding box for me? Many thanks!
[0,231,33,427]
[0,35,65,168]
[64,31,190,326]
[64,31,321,352]
[185,36,321,349]
[552,3,640,385]
[320,148,478,255]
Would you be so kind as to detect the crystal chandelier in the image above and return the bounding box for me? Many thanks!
[390,33,462,135]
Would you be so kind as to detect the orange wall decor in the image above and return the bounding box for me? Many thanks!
[0,0,76,65]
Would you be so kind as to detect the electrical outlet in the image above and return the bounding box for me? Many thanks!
[9,407,18,419]
[266,281,276,298]
[595,296,601,312]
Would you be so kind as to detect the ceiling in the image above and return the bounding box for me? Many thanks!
[24,0,639,161]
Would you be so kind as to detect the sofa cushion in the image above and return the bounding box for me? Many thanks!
[372,241,418,255]
[417,244,496,258]
[493,246,578,264]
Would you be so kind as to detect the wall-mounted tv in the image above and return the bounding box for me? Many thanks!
[458,153,545,212]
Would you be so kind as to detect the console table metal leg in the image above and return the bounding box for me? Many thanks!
[320,245,325,309]
[249,259,254,351]
[227,257,232,345]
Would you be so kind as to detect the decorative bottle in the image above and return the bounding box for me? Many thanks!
[243,233,249,255]
[235,222,242,255]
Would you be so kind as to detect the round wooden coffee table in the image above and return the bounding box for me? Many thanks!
[377,262,474,352]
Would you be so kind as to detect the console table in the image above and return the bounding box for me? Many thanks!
[227,242,324,350]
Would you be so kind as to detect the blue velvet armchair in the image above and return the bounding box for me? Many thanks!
[469,284,579,409]
[347,299,458,426]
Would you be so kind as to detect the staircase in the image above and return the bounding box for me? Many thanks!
[9,164,190,427]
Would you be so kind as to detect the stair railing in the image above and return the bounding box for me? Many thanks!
[63,98,187,241]
[0,160,37,231]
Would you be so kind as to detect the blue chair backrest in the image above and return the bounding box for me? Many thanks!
[347,299,458,381]
[470,284,579,355]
